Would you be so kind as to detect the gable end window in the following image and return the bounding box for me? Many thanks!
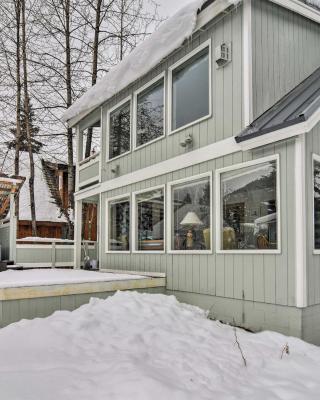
[108,99,131,160]
[170,42,211,132]
[135,77,165,148]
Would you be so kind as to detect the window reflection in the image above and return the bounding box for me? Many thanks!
[136,188,164,251]
[109,101,130,160]
[221,160,278,250]
[314,160,320,249]
[171,177,211,251]
[109,199,130,251]
[136,79,164,147]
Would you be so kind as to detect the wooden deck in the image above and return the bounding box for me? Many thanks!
[0,271,166,328]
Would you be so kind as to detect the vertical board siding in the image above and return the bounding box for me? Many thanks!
[0,224,10,260]
[99,7,243,183]
[252,0,320,119]
[101,140,296,307]
[306,122,320,306]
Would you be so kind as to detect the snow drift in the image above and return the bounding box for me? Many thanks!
[0,291,320,399]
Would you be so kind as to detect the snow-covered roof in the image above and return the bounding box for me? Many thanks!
[18,153,66,223]
[306,0,320,10]
[63,0,241,125]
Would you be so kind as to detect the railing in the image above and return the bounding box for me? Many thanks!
[78,152,100,188]
[15,239,97,268]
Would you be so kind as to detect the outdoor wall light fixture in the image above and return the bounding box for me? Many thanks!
[180,134,193,150]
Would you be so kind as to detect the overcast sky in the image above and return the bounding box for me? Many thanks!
[157,0,194,17]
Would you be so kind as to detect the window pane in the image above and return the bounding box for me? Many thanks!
[109,199,130,251]
[314,160,320,249]
[109,101,130,159]
[136,188,164,251]
[221,160,278,251]
[171,177,211,251]
[172,47,209,131]
[136,79,164,147]
[82,120,101,160]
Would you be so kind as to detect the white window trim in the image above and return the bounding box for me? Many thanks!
[312,153,320,255]
[132,184,166,254]
[105,193,131,254]
[215,154,281,255]
[106,96,132,163]
[133,72,166,151]
[168,39,212,135]
[167,172,213,254]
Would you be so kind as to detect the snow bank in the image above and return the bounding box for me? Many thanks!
[0,269,146,288]
[0,291,320,399]
[63,0,240,123]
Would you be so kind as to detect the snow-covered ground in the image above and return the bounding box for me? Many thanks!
[0,269,146,288]
[0,291,320,399]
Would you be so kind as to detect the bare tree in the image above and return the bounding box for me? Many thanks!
[21,0,37,236]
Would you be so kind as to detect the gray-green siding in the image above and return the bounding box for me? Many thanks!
[252,0,320,119]
[95,6,244,182]
[79,161,99,186]
[100,139,297,307]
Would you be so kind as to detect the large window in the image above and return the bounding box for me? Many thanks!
[170,176,211,252]
[108,197,130,252]
[219,159,278,251]
[135,78,164,148]
[171,43,210,132]
[314,157,320,250]
[134,187,165,252]
[108,100,131,160]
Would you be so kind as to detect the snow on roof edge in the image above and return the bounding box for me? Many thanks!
[63,0,216,124]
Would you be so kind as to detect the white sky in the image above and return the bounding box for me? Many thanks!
[157,0,194,17]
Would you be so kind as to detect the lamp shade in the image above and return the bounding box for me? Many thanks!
[180,211,203,226]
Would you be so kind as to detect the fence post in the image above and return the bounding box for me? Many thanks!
[52,242,56,268]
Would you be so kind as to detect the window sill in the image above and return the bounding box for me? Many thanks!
[169,113,212,136]
[107,149,131,163]
[215,249,281,255]
[133,133,166,151]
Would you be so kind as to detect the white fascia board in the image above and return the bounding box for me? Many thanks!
[195,0,242,31]
[269,0,320,24]
[239,105,320,151]
[295,135,307,308]
[74,136,241,200]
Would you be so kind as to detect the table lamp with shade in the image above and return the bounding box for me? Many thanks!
[180,211,203,249]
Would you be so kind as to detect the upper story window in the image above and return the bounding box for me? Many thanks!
[217,157,279,252]
[108,99,131,160]
[135,76,165,148]
[170,41,211,133]
[313,156,320,250]
[78,119,101,164]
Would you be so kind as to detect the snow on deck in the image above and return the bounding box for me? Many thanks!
[0,269,146,289]
[0,291,320,399]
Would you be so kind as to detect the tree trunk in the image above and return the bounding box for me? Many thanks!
[14,0,22,219]
[65,0,74,239]
[84,0,102,159]
[21,0,37,236]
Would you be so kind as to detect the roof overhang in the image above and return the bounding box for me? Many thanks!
[237,104,320,151]
[270,0,320,24]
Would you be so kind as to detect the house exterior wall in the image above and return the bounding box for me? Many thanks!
[305,121,320,306]
[98,6,244,182]
[100,139,297,308]
[252,0,320,119]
